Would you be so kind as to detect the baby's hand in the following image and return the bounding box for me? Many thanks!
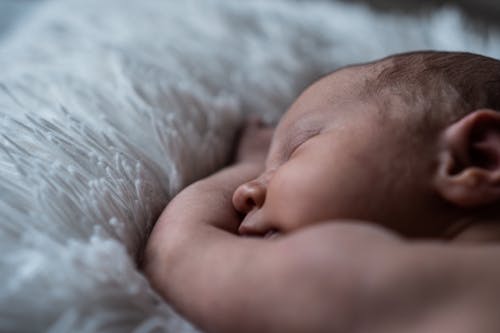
[234,117,274,164]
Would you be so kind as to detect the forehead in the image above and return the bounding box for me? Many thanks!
[276,65,371,132]
[265,65,384,166]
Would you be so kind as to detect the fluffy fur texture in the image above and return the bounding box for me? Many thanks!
[0,0,498,332]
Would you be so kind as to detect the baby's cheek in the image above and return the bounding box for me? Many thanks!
[267,164,320,231]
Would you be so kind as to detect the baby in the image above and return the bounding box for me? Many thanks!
[144,51,500,333]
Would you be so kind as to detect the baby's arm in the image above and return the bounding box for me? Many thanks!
[144,158,375,333]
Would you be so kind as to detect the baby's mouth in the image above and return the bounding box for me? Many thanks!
[264,229,280,239]
[239,210,281,238]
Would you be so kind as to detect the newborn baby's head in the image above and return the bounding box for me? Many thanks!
[233,51,500,240]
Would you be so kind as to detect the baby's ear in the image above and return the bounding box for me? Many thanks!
[434,109,500,207]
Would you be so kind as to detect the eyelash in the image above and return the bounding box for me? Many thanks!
[287,139,306,158]
[285,129,320,159]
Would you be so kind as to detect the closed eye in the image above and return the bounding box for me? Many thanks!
[265,121,323,168]
[284,128,321,159]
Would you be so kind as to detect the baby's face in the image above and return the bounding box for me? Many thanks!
[233,65,437,238]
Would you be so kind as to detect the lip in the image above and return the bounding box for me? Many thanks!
[240,209,259,226]
[239,209,274,236]
[264,229,281,239]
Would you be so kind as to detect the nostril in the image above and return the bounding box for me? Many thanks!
[233,185,254,213]
[237,195,257,214]
[233,180,266,213]
[245,197,256,210]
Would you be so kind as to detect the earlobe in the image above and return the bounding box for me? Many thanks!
[434,109,500,207]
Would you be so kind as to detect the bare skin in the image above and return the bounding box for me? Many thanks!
[144,61,500,333]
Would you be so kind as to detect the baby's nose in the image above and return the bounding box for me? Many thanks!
[232,179,266,214]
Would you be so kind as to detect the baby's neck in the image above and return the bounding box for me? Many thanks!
[448,218,500,243]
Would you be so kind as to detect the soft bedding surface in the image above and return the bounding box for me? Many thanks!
[0,0,499,332]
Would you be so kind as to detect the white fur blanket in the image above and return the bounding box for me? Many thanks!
[0,0,498,332]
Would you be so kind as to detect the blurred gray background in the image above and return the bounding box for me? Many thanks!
[0,0,499,38]
[341,0,500,28]
[0,0,41,37]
